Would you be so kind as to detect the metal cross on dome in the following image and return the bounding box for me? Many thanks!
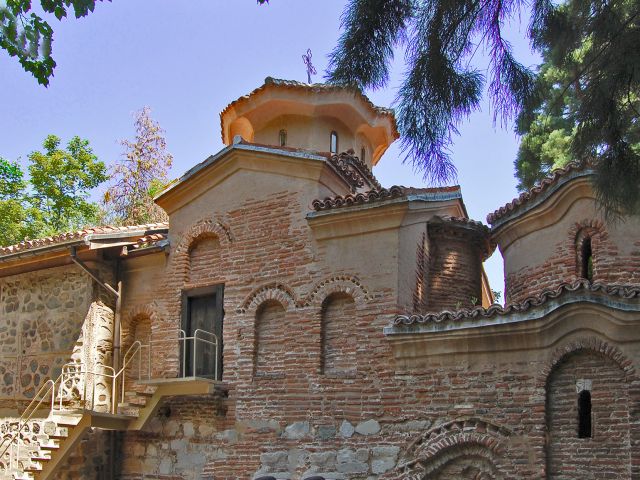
[302,49,317,84]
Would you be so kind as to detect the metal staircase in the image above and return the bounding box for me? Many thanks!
[0,329,225,480]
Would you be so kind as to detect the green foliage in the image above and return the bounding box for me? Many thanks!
[103,107,173,226]
[0,0,107,86]
[327,0,537,183]
[28,135,107,234]
[328,0,640,215]
[516,0,640,216]
[0,156,30,246]
[0,136,106,247]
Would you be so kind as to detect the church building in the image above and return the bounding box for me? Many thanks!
[0,77,639,479]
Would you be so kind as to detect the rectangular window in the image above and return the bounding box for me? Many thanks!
[181,285,224,380]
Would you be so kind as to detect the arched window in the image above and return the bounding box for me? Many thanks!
[330,131,338,154]
[255,301,286,376]
[360,147,366,163]
[321,293,356,375]
[278,129,287,147]
[580,237,593,281]
[578,389,592,438]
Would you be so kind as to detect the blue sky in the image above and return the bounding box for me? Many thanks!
[0,1,540,298]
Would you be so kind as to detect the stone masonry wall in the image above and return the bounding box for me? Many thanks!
[0,265,94,405]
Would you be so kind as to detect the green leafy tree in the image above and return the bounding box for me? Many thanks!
[325,0,640,215]
[0,135,106,246]
[28,135,107,235]
[103,107,173,226]
[0,157,30,246]
[0,0,106,86]
[515,0,640,215]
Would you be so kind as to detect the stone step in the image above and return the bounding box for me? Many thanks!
[47,430,69,440]
[24,462,43,473]
[49,414,82,428]
[14,474,34,480]
[38,441,59,451]
[30,454,50,462]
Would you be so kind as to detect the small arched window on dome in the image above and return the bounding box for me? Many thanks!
[330,131,338,154]
[360,147,366,164]
[278,129,287,147]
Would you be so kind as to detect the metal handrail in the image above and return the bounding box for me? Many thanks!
[0,328,220,475]
[143,329,219,380]
[193,329,219,380]
[0,378,56,461]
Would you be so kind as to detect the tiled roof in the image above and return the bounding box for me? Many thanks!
[311,185,461,212]
[0,223,169,257]
[327,149,382,191]
[392,280,640,328]
[220,77,398,143]
[429,215,490,234]
[487,161,592,226]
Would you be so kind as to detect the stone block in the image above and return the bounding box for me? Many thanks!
[260,451,289,471]
[371,446,399,474]
[337,449,368,474]
[339,420,354,438]
[283,420,310,439]
[310,451,337,470]
[316,424,336,440]
[183,421,195,437]
[355,419,380,435]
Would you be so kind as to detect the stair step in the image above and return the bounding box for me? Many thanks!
[31,455,50,461]
[50,414,82,427]
[39,444,59,451]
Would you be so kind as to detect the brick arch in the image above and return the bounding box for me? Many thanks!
[236,283,297,314]
[301,275,370,308]
[169,219,232,284]
[538,337,636,389]
[567,218,609,244]
[174,219,232,255]
[121,303,159,346]
[392,419,512,480]
[567,219,612,281]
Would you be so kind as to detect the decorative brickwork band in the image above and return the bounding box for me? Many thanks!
[539,337,636,388]
[301,275,370,308]
[236,283,297,314]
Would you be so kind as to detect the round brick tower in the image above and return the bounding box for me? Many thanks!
[425,216,493,311]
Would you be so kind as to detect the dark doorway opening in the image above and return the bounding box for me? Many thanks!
[181,285,224,380]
